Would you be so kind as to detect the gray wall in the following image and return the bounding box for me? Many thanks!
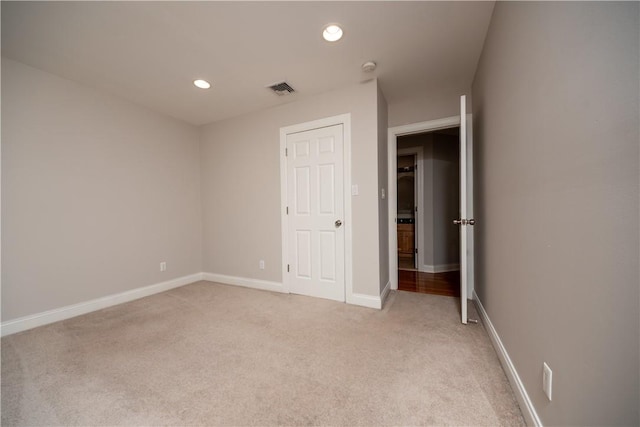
[200,80,383,297]
[2,60,386,322]
[389,88,472,128]
[472,2,639,425]
[432,134,460,266]
[2,58,203,321]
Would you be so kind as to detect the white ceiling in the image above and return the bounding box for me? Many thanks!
[1,1,495,126]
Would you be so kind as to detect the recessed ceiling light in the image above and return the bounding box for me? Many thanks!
[323,24,343,42]
[193,79,211,89]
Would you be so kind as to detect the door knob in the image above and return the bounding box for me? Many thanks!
[335,220,342,228]
[453,219,476,226]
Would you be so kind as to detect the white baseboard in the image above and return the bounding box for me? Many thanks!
[473,290,542,427]
[421,263,460,273]
[348,292,383,309]
[1,272,382,337]
[1,273,204,337]
[202,272,285,294]
[380,280,391,307]
[204,272,386,310]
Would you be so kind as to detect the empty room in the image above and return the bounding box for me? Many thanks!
[1,2,638,426]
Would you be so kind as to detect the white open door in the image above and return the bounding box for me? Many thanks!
[456,95,475,324]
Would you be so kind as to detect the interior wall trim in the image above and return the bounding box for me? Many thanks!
[203,272,385,310]
[421,263,460,273]
[473,290,543,427]
[1,270,386,338]
[202,272,285,294]
[1,273,204,337]
[349,292,383,309]
[380,280,391,307]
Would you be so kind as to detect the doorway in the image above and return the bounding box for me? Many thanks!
[389,99,474,323]
[395,128,461,296]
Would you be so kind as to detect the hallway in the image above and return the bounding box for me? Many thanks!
[397,270,460,297]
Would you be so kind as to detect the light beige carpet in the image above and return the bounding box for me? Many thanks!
[1,281,524,426]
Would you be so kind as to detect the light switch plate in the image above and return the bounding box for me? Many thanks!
[351,185,359,196]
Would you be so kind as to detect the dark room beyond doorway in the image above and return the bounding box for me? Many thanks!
[396,127,461,297]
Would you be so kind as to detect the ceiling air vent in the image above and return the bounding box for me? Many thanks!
[267,81,295,96]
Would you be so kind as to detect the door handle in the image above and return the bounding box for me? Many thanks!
[453,219,476,226]
[335,220,342,228]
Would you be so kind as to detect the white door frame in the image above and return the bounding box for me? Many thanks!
[396,147,424,271]
[388,114,473,292]
[280,114,353,302]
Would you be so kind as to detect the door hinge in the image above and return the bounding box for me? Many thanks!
[287,264,290,272]
[415,248,418,254]
[285,148,288,156]
[415,206,418,212]
[286,206,289,215]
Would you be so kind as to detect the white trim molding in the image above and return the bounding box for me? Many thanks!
[349,292,383,310]
[1,270,387,338]
[473,290,543,427]
[203,272,385,310]
[1,273,204,337]
[380,280,391,308]
[202,272,285,294]
[421,263,460,273]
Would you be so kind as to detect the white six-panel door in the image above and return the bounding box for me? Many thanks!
[286,124,345,302]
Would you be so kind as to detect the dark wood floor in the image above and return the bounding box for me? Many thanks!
[398,256,416,270]
[398,270,460,297]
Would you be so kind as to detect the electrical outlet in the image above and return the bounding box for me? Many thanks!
[259,260,265,270]
[543,362,552,401]
[160,262,167,272]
